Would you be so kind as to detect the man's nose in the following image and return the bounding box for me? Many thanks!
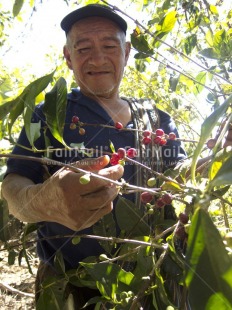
[88,47,107,66]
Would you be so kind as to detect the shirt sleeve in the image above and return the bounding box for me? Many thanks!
[158,109,186,170]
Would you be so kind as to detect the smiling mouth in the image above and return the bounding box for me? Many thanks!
[87,71,110,75]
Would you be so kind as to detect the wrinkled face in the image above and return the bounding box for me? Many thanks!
[63,17,131,98]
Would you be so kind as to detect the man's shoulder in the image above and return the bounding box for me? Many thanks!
[68,88,83,101]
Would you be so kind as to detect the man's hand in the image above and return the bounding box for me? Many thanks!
[2,155,124,231]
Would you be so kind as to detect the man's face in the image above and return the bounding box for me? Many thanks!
[63,17,131,98]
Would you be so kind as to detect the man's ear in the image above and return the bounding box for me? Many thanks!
[124,42,131,65]
[63,45,73,70]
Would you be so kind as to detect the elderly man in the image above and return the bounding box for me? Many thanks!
[2,4,186,308]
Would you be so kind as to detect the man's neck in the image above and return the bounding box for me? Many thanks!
[100,97,131,127]
[84,92,131,126]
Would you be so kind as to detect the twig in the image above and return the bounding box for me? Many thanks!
[132,48,222,95]
[221,201,230,229]
[0,153,187,194]
[102,1,231,86]
[129,247,169,310]
[0,233,166,252]
[0,282,34,298]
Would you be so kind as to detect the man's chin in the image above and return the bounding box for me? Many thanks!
[84,87,115,98]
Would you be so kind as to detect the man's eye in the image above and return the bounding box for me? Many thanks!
[77,48,90,54]
[105,45,116,49]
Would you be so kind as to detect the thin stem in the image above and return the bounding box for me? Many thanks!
[102,1,231,85]
[0,233,166,252]
[126,157,185,188]
[130,247,169,309]
[135,48,223,95]
[0,153,191,193]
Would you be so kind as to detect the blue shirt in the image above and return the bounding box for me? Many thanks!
[6,89,186,269]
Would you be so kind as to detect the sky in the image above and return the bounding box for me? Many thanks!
[2,0,72,75]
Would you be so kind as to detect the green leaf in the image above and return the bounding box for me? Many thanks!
[43,77,67,146]
[155,269,176,308]
[0,98,19,121]
[209,5,219,16]
[64,294,75,310]
[25,121,41,149]
[210,186,230,200]
[13,0,24,17]
[135,59,147,72]
[8,95,25,137]
[81,262,134,298]
[5,71,55,141]
[23,223,38,238]
[160,11,177,33]
[194,71,207,94]
[93,213,116,253]
[184,34,197,55]
[134,52,150,59]
[206,292,232,310]
[54,251,66,274]
[109,140,115,153]
[161,181,182,192]
[199,48,219,59]
[169,77,179,92]
[8,250,17,265]
[210,156,232,188]
[209,148,231,181]
[115,197,150,236]
[131,246,153,290]
[191,93,232,183]
[36,276,68,310]
[185,208,232,309]
[131,33,153,54]
[213,29,226,48]
[205,30,214,47]
[162,0,172,10]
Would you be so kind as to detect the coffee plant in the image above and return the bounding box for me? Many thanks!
[0,0,232,309]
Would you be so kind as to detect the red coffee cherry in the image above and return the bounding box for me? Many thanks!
[141,192,153,204]
[155,198,166,208]
[117,148,126,159]
[127,148,137,158]
[169,132,176,140]
[110,153,120,165]
[159,138,167,146]
[115,122,123,130]
[179,213,189,224]
[154,136,162,144]
[72,115,80,124]
[175,226,187,240]
[206,138,216,149]
[142,137,152,145]
[155,129,164,136]
[142,130,151,137]
[161,193,173,205]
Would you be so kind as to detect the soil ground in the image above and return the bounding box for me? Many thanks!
[0,246,39,309]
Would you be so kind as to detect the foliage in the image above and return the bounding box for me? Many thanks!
[0,0,232,309]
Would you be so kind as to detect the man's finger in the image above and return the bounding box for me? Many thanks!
[78,164,124,195]
[74,155,110,171]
